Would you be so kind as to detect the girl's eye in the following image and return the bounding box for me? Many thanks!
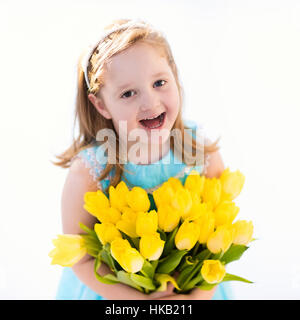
[120,80,167,99]
[121,90,135,99]
[154,80,166,88]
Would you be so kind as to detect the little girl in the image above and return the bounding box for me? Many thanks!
[53,18,232,300]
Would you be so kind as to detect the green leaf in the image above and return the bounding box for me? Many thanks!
[79,224,102,256]
[103,274,119,282]
[100,247,118,272]
[162,226,179,256]
[181,273,204,292]
[80,233,97,241]
[148,193,157,211]
[116,271,144,292]
[81,235,102,251]
[141,260,155,279]
[150,260,159,272]
[156,249,188,274]
[176,265,194,288]
[79,222,97,236]
[157,228,167,242]
[221,244,249,265]
[195,249,211,262]
[180,250,211,291]
[178,255,194,272]
[93,258,119,284]
[131,237,140,250]
[95,254,101,270]
[196,281,217,291]
[100,249,110,265]
[130,273,156,290]
[86,248,100,258]
[222,273,253,284]
[210,252,224,260]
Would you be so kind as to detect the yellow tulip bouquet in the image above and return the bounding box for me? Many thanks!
[49,168,254,294]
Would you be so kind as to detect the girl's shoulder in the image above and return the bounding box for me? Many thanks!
[71,143,111,190]
[183,118,222,176]
[183,119,211,145]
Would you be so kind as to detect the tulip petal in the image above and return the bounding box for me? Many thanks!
[154,273,180,291]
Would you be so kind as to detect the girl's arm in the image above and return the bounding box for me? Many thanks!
[203,146,225,179]
[61,157,172,300]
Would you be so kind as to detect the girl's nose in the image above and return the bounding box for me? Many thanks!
[139,90,160,112]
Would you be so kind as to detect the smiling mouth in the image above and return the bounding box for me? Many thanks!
[139,112,166,129]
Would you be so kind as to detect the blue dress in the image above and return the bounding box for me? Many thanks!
[55,120,233,300]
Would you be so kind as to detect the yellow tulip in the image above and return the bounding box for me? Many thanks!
[153,184,175,208]
[194,210,215,244]
[126,187,150,212]
[202,178,222,210]
[175,220,201,250]
[106,207,122,224]
[136,210,158,237]
[94,222,122,245]
[139,232,165,261]
[201,260,226,284]
[232,220,254,245]
[190,190,201,205]
[171,188,193,218]
[214,200,239,227]
[110,238,144,273]
[87,206,121,225]
[207,225,233,254]
[167,177,184,192]
[49,234,87,267]
[220,168,245,201]
[109,181,130,211]
[115,207,139,238]
[184,170,205,197]
[83,190,110,220]
[183,202,208,221]
[110,237,132,257]
[157,204,181,232]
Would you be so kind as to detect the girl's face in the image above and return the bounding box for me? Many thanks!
[89,42,180,150]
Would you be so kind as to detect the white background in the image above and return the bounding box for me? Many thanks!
[0,0,299,299]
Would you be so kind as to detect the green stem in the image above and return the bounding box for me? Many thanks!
[140,269,149,278]
[180,260,202,291]
[192,242,200,256]
[131,237,140,250]
[181,251,211,291]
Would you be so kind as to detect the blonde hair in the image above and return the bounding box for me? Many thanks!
[53,18,220,193]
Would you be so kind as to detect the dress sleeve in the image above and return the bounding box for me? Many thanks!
[71,146,107,190]
[184,119,213,176]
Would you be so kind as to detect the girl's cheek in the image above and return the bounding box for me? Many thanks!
[165,89,180,111]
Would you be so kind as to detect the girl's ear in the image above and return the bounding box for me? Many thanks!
[88,93,112,120]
